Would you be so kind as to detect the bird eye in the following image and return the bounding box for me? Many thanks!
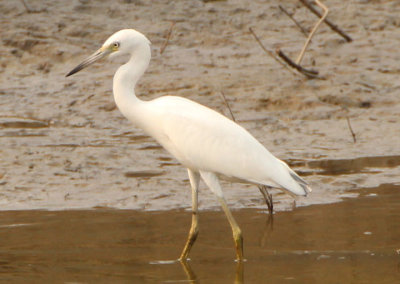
[113,42,120,48]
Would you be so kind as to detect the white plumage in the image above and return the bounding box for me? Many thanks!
[67,29,311,261]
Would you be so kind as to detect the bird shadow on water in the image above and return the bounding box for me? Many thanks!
[151,258,245,284]
[179,260,198,283]
[259,213,274,249]
[151,213,274,284]
[184,258,245,284]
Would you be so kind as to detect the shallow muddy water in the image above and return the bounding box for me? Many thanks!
[1,0,400,211]
[0,184,399,283]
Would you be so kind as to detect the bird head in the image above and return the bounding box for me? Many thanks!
[66,29,151,77]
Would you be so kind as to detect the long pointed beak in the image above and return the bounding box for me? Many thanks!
[66,48,110,77]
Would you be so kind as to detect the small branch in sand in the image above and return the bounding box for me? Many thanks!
[220,91,236,121]
[160,21,175,54]
[249,27,298,76]
[296,0,329,65]
[20,0,46,13]
[279,5,309,37]
[20,0,31,12]
[341,106,356,143]
[276,49,321,79]
[299,0,352,42]
[275,0,328,79]
[345,115,356,143]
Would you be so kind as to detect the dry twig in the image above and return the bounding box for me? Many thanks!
[345,116,356,143]
[20,0,46,13]
[220,91,236,121]
[279,5,309,37]
[299,0,353,42]
[340,106,357,143]
[249,27,298,76]
[296,0,329,65]
[21,0,31,11]
[160,21,175,54]
[276,49,320,79]
[275,0,328,79]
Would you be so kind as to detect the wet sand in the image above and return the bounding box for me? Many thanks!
[0,184,399,283]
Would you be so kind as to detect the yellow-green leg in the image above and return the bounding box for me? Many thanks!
[217,196,243,260]
[200,171,244,261]
[179,169,200,261]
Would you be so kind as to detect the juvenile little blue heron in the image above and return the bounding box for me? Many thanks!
[66,29,311,261]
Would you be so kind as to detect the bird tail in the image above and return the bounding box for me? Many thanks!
[274,161,312,197]
[288,169,312,196]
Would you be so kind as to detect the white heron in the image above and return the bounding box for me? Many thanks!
[66,29,311,261]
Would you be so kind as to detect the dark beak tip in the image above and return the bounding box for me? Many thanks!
[65,49,106,78]
[65,65,82,77]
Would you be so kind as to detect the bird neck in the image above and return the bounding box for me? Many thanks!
[112,43,151,126]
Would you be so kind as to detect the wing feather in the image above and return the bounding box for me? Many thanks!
[146,96,310,196]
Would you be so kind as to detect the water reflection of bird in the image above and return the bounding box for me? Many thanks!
[66,29,311,261]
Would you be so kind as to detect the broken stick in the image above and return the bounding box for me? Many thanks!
[249,27,298,76]
[276,49,320,79]
[160,21,175,54]
[345,116,356,143]
[220,91,236,121]
[299,0,352,42]
[296,0,329,65]
[20,0,46,13]
[276,0,328,79]
[279,5,309,37]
